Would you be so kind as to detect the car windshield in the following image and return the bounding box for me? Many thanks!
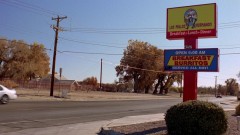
[0,85,10,90]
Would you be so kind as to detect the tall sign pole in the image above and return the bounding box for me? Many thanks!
[183,38,198,101]
[165,3,218,102]
[50,16,67,97]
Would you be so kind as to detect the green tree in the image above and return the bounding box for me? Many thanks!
[0,38,50,81]
[175,73,183,97]
[82,76,98,86]
[217,84,227,95]
[27,43,50,79]
[225,78,239,95]
[153,72,182,94]
[3,40,30,80]
[114,79,133,92]
[0,38,10,77]
[115,40,163,93]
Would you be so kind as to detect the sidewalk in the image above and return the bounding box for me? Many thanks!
[1,113,165,135]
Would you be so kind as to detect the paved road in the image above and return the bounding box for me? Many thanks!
[0,99,181,133]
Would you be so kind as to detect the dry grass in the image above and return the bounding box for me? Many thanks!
[15,88,180,102]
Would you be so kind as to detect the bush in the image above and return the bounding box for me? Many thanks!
[236,104,240,116]
[0,80,18,88]
[169,87,178,93]
[165,100,228,135]
[102,83,117,92]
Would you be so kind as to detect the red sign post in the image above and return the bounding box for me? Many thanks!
[166,3,217,102]
[183,38,198,101]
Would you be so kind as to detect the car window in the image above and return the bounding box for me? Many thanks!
[0,86,3,91]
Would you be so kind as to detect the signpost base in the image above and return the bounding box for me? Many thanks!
[183,71,198,101]
[183,38,198,102]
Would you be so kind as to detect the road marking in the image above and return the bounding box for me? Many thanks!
[0,109,163,125]
[0,109,157,125]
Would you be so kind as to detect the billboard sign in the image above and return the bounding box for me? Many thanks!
[167,3,217,39]
[164,48,219,71]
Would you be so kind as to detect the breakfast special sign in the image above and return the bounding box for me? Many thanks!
[164,48,219,71]
[166,3,217,39]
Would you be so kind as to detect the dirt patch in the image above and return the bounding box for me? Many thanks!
[15,88,180,102]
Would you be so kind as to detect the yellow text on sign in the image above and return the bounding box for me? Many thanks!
[167,55,214,66]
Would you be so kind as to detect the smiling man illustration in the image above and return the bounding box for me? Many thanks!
[184,8,198,29]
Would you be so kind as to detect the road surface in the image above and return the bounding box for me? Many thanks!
[0,99,181,133]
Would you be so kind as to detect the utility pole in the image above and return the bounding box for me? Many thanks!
[50,16,67,97]
[100,59,102,90]
[215,76,218,97]
[180,73,183,97]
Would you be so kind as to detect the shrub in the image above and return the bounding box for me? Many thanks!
[102,83,117,92]
[236,104,240,116]
[165,100,228,135]
[0,80,18,88]
[169,87,178,93]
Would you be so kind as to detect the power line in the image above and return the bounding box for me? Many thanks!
[0,23,51,37]
[2,38,240,57]
[13,0,63,16]
[0,0,51,17]
[0,0,65,17]
[55,50,165,74]
[3,38,239,80]
[2,0,240,34]
[58,50,122,55]
[0,23,129,48]
[2,21,240,49]
[56,51,166,76]
[220,52,240,55]
[220,47,240,50]
[63,21,240,34]
[0,38,52,51]
[0,24,54,50]
[0,37,124,56]
[55,50,240,82]
[59,37,125,48]
[198,75,237,81]
[54,48,164,73]
[66,20,240,32]
[220,20,240,25]
[59,36,240,49]
[3,22,240,49]
[65,27,165,33]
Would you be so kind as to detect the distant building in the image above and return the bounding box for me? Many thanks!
[28,73,80,90]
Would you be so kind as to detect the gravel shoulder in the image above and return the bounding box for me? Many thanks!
[15,88,180,102]
[102,111,239,135]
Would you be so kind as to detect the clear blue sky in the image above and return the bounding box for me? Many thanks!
[1,0,240,87]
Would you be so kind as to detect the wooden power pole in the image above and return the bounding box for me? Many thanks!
[50,16,67,97]
[215,76,218,97]
[100,59,102,90]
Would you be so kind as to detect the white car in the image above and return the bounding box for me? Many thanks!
[0,84,17,104]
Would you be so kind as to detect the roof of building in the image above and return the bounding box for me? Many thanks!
[55,80,79,85]
[40,73,68,81]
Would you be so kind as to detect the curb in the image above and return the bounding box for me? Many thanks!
[98,113,166,135]
[98,127,123,135]
[98,104,236,135]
